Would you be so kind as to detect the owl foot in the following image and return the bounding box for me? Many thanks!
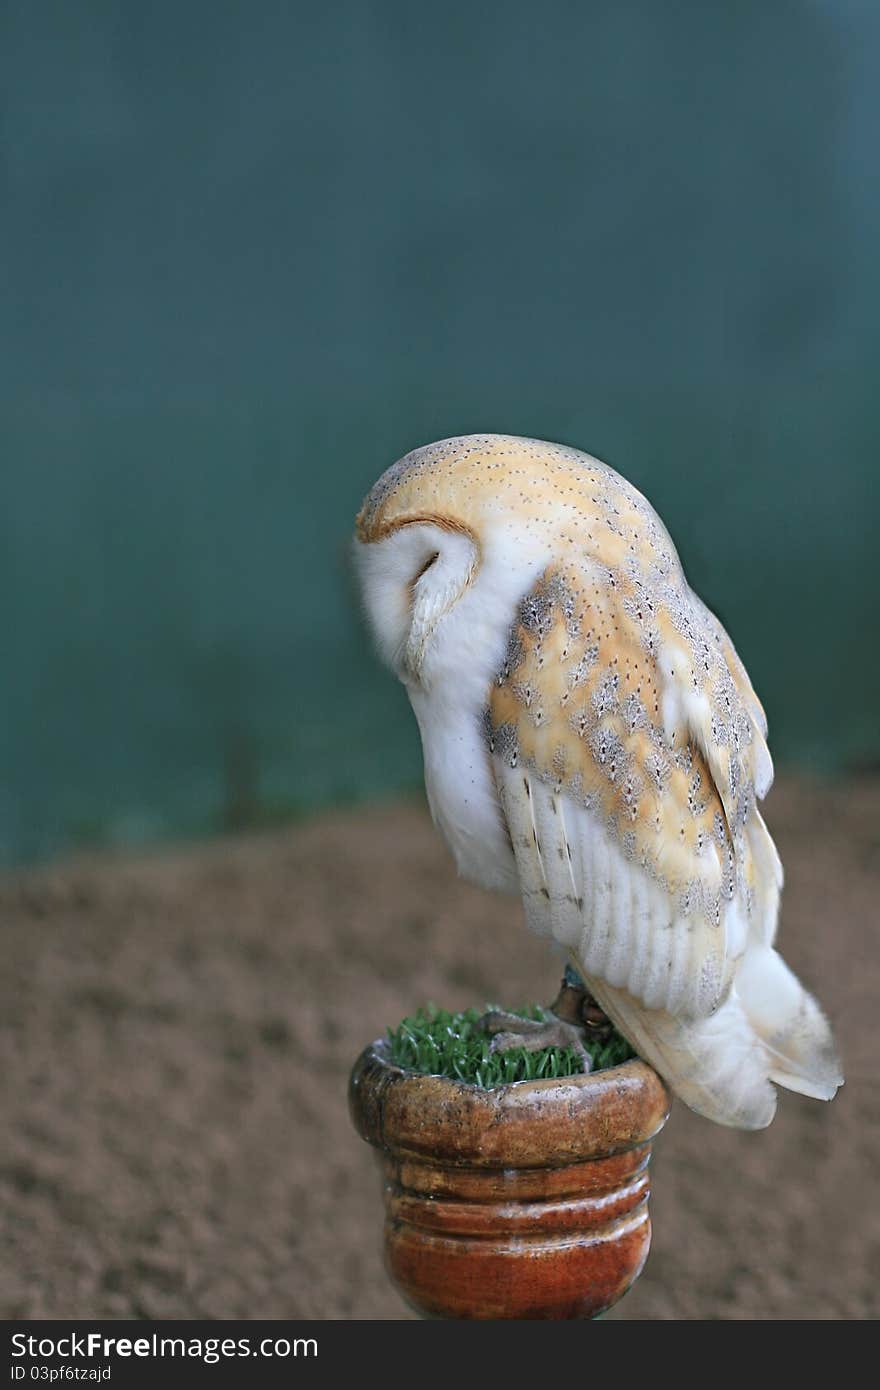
[479,1011,593,1071]
[478,975,612,1074]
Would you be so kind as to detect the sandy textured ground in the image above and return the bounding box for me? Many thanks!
[2,775,877,1320]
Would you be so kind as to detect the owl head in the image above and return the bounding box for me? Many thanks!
[353,434,583,688]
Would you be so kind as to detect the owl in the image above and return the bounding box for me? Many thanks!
[354,434,842,1128]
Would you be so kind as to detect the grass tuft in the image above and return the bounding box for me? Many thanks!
[386,1004,635,1087]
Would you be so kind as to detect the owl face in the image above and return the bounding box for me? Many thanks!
[353,519,479,684]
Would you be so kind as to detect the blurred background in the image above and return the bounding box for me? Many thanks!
[3,0,879,865]
[2,0,877,1320]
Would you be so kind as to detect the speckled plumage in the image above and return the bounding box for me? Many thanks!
[355,434,842,1128]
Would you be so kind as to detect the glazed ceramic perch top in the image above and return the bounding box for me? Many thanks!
[354,434,843,1129]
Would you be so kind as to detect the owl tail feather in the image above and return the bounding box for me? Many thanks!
[581,945,842,1131]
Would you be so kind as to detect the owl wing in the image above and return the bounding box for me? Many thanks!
[487,560,780,1021]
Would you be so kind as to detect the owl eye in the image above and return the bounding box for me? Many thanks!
[412,551,440,585]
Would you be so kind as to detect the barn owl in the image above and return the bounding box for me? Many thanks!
[354,434,842,1129]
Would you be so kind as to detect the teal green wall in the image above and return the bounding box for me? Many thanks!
[2,3,878,863]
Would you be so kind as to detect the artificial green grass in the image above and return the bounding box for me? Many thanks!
[387,1005,636,1087]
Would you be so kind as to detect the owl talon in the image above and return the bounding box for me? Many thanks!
[478,1008,593,1072]
[478,1009,549,1038]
